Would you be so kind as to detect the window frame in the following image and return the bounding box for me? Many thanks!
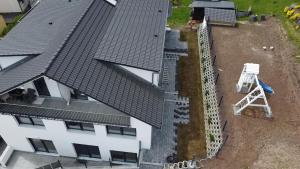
[110,150,137,163]
[65,121,95,132]
[73,143,101,159]
[106,126,136,136]
[16,116,45,126]
[28,138,57,154]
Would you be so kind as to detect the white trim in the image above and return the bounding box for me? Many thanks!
[105,0,117,6]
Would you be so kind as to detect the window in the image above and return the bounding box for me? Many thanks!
[0,136,7,155]
[106,126,136,136]
[29,138,57,153]
[33,77,50,96]
[16,116,44,126]
[73,144,101,159]
[110,151,137,163]
[65,121,95,132]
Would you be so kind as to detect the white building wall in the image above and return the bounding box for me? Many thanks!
[0,114,152,161]
[0,0,30,13]
[44,77,62,97]
[121,65,160,86]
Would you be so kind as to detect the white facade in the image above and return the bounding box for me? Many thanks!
[0,76,153,162]
[0,0,30,13]
[121,65,160,86]
[0,56,154,163]
[0,115,152,161]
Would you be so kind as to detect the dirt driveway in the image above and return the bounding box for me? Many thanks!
[203,18,300,169]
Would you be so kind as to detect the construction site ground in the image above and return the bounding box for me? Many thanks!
[203,17,300,169]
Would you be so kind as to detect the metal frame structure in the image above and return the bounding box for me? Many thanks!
[198,17,223,158]
[233,63,272,117]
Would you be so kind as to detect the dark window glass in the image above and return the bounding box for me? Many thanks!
[43,140,57,153]
[81,123,95,131]
[33,77,50,96]
[66,122,81,130]
[111,151,137,163]
[0,136,7,155]
[30,139,47,152]
[123,128,136,136]
[125,152,137,163]
[65,121,94,132]
[107,126,122,134]
[29,138,57,154]
[31,118,44,126]
[106,126,136,136]
[111,151,125,162]
[17,117,32,125]
[74,144,101,159]
[88,146,101,158]
[16,116,44,126]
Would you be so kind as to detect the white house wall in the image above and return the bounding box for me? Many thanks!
[44,77,62,97]
[120,65,159,86]
[0,114,152,161]
[0,0,22,13]
[131,117,152,149]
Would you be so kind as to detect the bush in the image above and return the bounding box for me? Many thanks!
[0,14,23,37]
[209,133,215,142]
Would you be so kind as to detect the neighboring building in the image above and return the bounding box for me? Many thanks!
[0,0,33,13]
[0,0,169,166]
[190,0,236,26]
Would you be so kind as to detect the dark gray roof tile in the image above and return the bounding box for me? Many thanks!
[190,1,235,9]
[0,98,130,126]
[46,0,165,127]
[0,0,166,128]
[205,8,236,25]
[94,0,169,72]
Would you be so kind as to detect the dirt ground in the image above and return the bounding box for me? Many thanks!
[203,17,300,169]
[177,30,207,161]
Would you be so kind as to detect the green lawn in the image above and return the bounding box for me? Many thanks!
[233,0,300,51]
[167,0,192,28]
[0,14,23,37]
[168,0,300,52]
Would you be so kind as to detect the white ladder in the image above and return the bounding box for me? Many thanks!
[233,84,272,117]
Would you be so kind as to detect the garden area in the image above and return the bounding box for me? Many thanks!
[177,30,207,161]
[168,0,300,52]
[0,14,23,37]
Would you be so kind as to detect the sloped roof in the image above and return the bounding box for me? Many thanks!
[205,8,236,26]
[0,97,130,126]
[0,0,93,56]
[94,0,169,72]
[190,1,235,9]
[0,0,168,128]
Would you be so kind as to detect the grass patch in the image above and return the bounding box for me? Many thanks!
[168,0,192,28]
[232,0,300,52]
[177,30,206,160]
[0,14,23,37]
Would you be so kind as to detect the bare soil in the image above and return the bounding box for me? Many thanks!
[177,30,207,161]
[203,17,300,169]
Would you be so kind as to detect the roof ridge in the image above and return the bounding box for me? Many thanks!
[43,0,96,74]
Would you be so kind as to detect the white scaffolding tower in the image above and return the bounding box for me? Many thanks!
[233,63,272,117]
